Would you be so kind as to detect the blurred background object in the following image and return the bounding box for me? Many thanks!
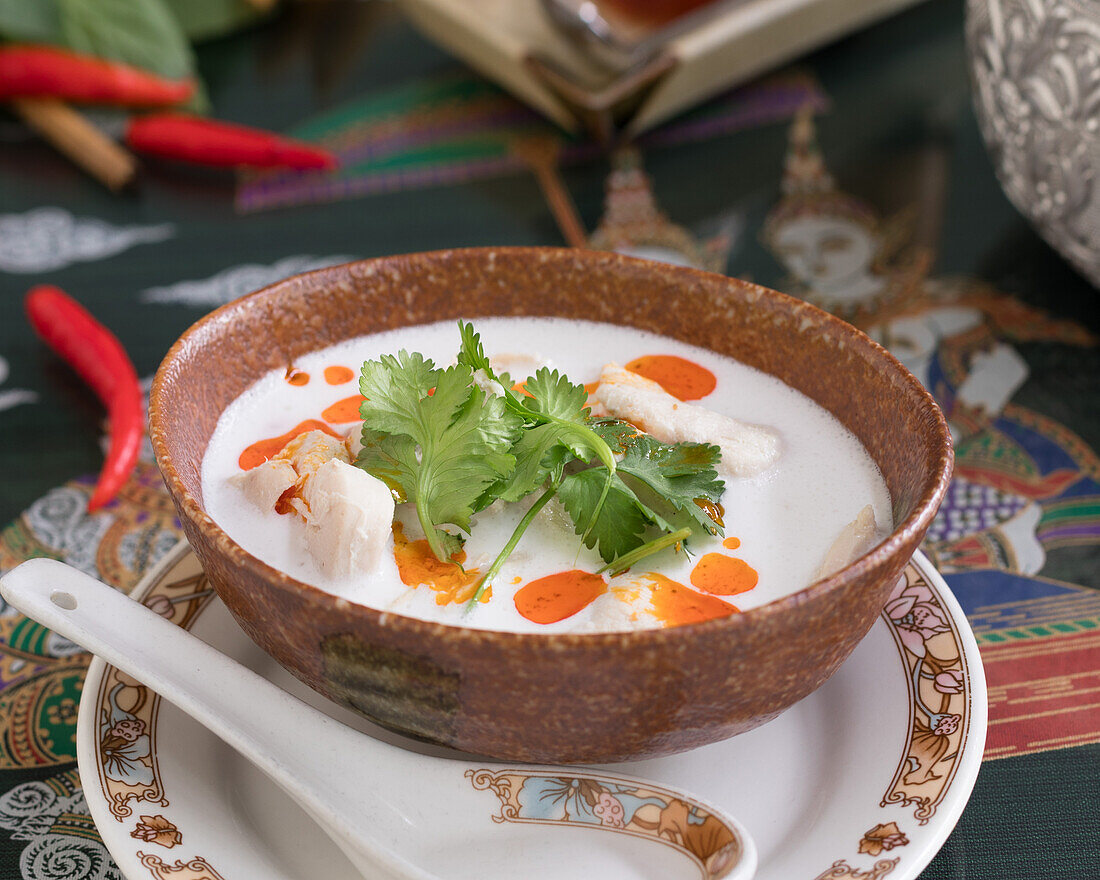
[397,0,928,139]
[966,0,1100,289]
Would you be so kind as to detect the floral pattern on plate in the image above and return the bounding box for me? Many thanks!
[80,542,985,880]
[882,566,973,823]
[468,768,742,879]
[87,551,214,825]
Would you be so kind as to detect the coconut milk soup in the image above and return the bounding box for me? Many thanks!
[202,318,891,633]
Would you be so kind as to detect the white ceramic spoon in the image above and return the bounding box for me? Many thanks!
[1,558,756,880]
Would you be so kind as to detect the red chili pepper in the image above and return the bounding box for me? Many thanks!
[124,113,337,170]
[25,286,143,513]
[0,45,194,107]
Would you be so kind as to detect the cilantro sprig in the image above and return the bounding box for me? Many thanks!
[354,322,726,611]
[356,351,522,562]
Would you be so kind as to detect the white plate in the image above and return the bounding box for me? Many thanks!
[77,544,985,880]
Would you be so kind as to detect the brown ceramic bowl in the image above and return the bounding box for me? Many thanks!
[150,247,952,764]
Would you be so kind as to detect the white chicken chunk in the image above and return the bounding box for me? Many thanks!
[594,363,780,478]
[471,368,505,398]
[230,458,298,512]
[816,504,880,579]
[345,426,364,460]
[261,430,351,519]
[300,459,395,577]
[230,429,393,578]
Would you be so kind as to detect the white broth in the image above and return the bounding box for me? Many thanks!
[201,318,891,633]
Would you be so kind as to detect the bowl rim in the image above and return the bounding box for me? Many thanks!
[149,246,953,647]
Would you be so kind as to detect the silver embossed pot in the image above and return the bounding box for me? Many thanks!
[966,0,1100,288]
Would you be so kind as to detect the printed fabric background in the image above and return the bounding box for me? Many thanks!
[0,1,1097,878]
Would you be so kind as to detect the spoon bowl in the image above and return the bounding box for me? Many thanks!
[1,557,756,880]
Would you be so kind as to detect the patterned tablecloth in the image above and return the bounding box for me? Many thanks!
[0,1,1097,878]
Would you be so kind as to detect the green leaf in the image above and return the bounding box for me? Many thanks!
[356,354,522,561]
[592,418,642,452]
[520,368,589,421]
[455,320,492,374]
[457,324,612,465]
[358,350,441,435]
[456,321,530,421]
[519,368,604,459]
[58,0,208,111]
[0,0,63,43]
[456,323,616,521]
[598,527,692,576]
[558,469,651,563]
[493,423,573,502]
[617,434,725,535]
[356,430,463,561]
[60,0,189,77]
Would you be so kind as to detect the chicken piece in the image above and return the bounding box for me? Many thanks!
[300,459,396,577]
[275,430,350,473]
[230,458,298,512]
[594,363,780,478]
[231,429,351,518]
[269,430,351,519]
[472,368,505,398]
[344,426,363,460]
[816,504,880,579]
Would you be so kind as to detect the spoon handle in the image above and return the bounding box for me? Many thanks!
[1,558,757,880]
[0,557,436,880]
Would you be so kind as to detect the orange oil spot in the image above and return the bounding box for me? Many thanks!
[238,420,339,471]
[274,484,305,517]
[512,382,534,398]
[695,498,725,529]
[584,381,600,396]
[625,354,716,401]
[723,536,741,550]
[643,573,738,626]
[514,569,607,625]
[285,366,310,386]
[690,553,758,596]
[324,365,355,385]
[392,523,484,605]
[322,394,367,424]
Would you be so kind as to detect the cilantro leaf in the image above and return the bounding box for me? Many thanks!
[357,350,439,434]
[457,323,615,471]
[355,322,731,609]
[558,469,651,563]
[617,435,726,535]
[592,418,642,452]
[520,368,589,420]
[456,324,618,532]
[520,368,607,461]
[456,321,529,419]
[493,423,574,502]
[357,355,521,561]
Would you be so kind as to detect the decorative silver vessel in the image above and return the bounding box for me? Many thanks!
[966,0,1100,287]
